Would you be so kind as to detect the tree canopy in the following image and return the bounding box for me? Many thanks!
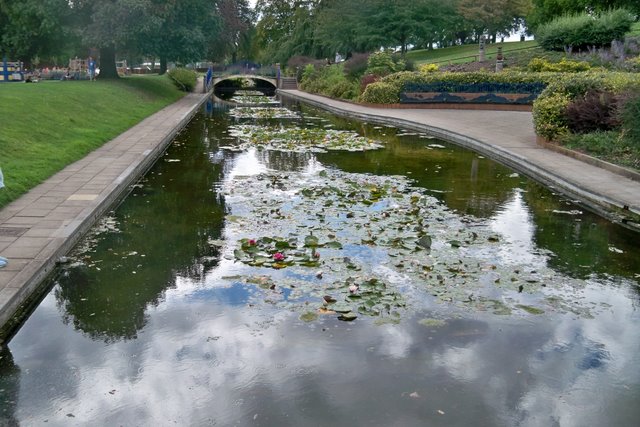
[0,0,252,78]
[253,0,537,64]
[1,0,637,76]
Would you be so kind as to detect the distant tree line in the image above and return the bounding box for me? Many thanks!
[0,0,255,78]
[1,0,637,76]
[253,0,639,65]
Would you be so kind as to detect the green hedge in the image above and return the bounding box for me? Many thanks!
[532,72,640,140]
[167,68,198,92]
[535,9,634,51]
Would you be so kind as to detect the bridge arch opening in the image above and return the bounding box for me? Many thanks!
[213,76,277,101]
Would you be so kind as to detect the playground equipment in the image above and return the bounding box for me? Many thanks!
[116,60,130,76]
[1,56,24,82]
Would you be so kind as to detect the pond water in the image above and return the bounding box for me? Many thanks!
[1,95,639,426]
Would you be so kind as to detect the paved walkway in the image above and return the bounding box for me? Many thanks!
[280,89,640,226]
[0,89,209,339]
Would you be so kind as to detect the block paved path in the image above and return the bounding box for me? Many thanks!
[0,89,209,339]
[280,89,640,224]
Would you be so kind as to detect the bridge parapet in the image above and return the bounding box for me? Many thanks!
[212,74,278,89]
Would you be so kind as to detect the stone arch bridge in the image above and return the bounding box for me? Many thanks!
[212,74,278,89]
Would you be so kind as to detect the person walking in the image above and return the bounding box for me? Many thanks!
[88,56,96,81]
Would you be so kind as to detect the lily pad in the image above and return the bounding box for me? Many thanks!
[229,107,300,119]
[419,318,446,327]
[331,303,353,313]
[338,312,358,321]
[300,311,319,322]
[227,125,385,153]
[516,304,545,315]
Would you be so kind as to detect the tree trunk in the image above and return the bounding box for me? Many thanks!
[98,45,119,79]
[159,56,167,75]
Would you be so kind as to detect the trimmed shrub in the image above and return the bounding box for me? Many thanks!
[299,63,360,101]
[533,93,572,140]
[566,90,620,133]
[419,63,439,73]
[167,68,198,92]
[536,9,634,51]
[360,82,399,104]
[366,51,406,77]
[527,57,591,72]
[301,63,317,81]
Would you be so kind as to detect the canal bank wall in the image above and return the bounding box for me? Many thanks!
[0,88,211,342]
[278,89,640,232]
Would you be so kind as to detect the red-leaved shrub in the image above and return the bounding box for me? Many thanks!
[566,90,620,133]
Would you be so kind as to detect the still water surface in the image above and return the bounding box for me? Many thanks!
[1,97,639,426]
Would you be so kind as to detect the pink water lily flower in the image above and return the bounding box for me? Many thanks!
[248,239,257,245]
[273,252,286,261]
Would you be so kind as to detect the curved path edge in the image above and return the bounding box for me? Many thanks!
[279,89,640,231]
[0,89,210,342]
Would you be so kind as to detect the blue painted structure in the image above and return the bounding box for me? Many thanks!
[1,56,24,82]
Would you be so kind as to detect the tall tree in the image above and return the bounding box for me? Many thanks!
[411,0,464,49]
[526,0,583,30]
[368,0,429,54]
[457,0,532,42]
[217,0,254,63]
[313,0,375,57]
[74,0,158,78]
[139,0,222,74]
[255,0,297,64]
[0,0,72,65]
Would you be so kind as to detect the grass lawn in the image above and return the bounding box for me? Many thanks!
[406,40,539,65]
[0,75,185,208]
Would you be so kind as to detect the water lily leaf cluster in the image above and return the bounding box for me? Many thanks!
[234,236,328,269]
[230,93,278,105]
[221,167,594,320]
[229,107,301,120]
[226,125,385,153]
[323,277,406,321]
